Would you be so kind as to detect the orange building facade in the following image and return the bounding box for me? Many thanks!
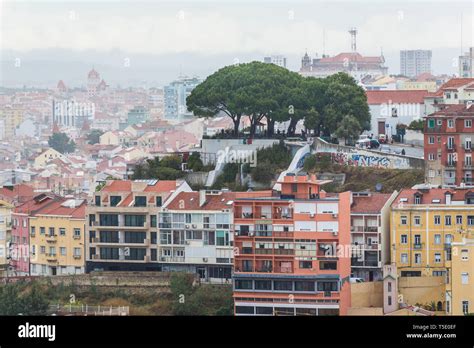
[233,173,351,316]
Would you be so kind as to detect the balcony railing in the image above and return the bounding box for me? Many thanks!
[463,161,473,170]
[413,243,423,249]
[446,161,457,168]
[446,144,456,151]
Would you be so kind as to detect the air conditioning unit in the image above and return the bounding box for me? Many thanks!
[202,257,208,262]
[332,231,338,236]
[332,214,338,218]
[185,224,191,229]
[248,232,254,237]
[310,213,315,218]
[192,224,197,228]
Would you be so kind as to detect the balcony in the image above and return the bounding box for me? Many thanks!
[445,161,457,169]
[46,235,57,243]
[352,226,379,233]
[160,256,185,262]
[463,161,473,170]
[413,243,423,249]
[424,125,442,133]
[465,145,472,152]
[446,144,456,152]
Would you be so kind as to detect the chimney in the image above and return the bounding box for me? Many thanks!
[199,190,207,207]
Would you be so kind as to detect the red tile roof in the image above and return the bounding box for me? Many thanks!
[428,104,474,116]
[433,78,474,96]
[319,52,383,64]
[166,191,236,211]
[32,198,86,218]
[366,90,429,104]
[391,188,474,205]
[351,193,393,214]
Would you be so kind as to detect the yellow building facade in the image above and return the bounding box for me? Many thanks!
[448,238,474,315]
[29,198,86,275]
[0,106,23,140]
[391,189,474,313]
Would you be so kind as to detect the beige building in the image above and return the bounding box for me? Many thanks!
[85,179,191,272]
[34,148,66,169]
[29,197,86,275]
[0,199,13,276]
[0,106,23,140]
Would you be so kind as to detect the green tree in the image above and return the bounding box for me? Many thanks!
[408,119,424,131]
[87,129,104,145]
[187,153,204,172]
[48,132,76,154]
[334,115,362,145]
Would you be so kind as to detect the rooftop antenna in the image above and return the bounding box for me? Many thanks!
[349,27,357,52]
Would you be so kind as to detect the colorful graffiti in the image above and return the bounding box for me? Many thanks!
[330,152,409,169]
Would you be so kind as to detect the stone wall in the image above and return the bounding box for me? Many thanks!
[313,138,425,170]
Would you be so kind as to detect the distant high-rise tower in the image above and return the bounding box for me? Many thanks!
[87,68,100,97]
[349,27,357,52]
[263,55,287,68]
[459,47,474,77]
[400,50,432,78]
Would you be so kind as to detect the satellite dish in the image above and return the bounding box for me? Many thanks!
[375,183,383,192]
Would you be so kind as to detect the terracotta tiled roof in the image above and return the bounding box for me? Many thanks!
[319,52,383,63]
[351,193,393,214]
[366,90,429,104]
[102,180,132,192]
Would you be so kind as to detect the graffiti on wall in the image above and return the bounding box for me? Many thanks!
[330,152,409,169]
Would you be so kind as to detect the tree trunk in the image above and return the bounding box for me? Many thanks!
[287,117,298,136]
[266,118,275,137]
[233,115,241,136]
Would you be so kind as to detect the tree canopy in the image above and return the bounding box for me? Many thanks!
[187,62,370,139]
[48,132,76,154]
[87,129,104,145]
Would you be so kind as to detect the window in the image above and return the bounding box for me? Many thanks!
[448,119,454,128]
[74,228,81,238]
[469,216,474,226]
[388,282,392,292]
[428,136,435,144]
[235,280,253,290]
[274,281,293,291]
[134,196,147,207]
[428,119,435,128]
[463,301,469,315]
[428,153,435,161]
[99,214,119,226]
[156,196,162,207]
[125,248,146,261]
[30,226,35,236]
[434,253,441,263]
[466,119,472,128]
[317,281,338,292]
[415,253,422,264]
[414,216,421,226]
[401,235,408,244]
[48,227,55,236]
[100,247,120,260]
[100,231,119,243]
[462,272,469,285]
[125,231,146,243]
[235,306,254,314]
[299,261,312,269]
[59,228,66,236]
[320,261,337,270]
[461,249,469,261]
[400,216,407,225]
[414,235,421,245]
[254,280,272,290]
[40,227,45,235]
[388,296,392,306]
[434,215,441,225]
[151,249,157,261]
[125,215,146,227]
[150,232,157,244]
[448,136,455,149]
[110,196,121,207]
[95,196,101,206]
[216,231,228,246]
[434,234,441,245]
[60,247,66,256]
[414,195,421,204]
[401,253,408,264]
[466,138,472,150]
[49,246,56,256]
[291,183,297,193]
[445,215,452,226]
[295,281,315,292]
[456,216,463,225]
[150,215,157,228]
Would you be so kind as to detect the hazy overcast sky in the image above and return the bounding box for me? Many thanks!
[1,0,473,87]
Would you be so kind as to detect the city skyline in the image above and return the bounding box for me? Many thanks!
[1,0,472,87]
